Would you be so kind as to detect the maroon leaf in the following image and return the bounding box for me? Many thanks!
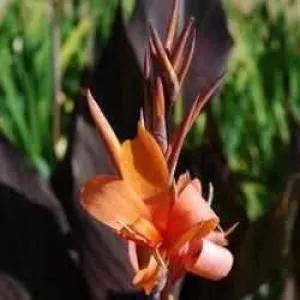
[0,135,86,300]
[183,0,233,107]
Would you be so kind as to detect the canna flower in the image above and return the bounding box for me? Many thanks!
[80,91,234,295]
[80,0,235,295]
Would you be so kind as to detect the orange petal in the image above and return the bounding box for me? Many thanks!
[166,181,219,250]
[120,123,169,199]
[120,217,162,248]
[80,175,149,232]
[128,242,153,272]
[133,254,162,294]
[145,189,174,233]
[129,242,168,294]
[184,239,233,280]
[132,255,158,286]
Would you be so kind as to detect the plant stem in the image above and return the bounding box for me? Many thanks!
[50,0,61,151]
[151,285,173,300]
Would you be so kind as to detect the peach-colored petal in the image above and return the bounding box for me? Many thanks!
[129,243,162,294]
[191,178,202,194]
[166,181,219,250]
[176,174,202,197]
[129,242,167,294]
[169,219,218,253]
[80,176,161,246]
[176,172,191,194]
[133,255,161,294]
[120,123,169,199]
[184,239,233,280]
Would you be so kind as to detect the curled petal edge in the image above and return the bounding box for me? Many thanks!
[184,239,234,280]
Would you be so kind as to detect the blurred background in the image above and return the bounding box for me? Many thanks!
[1,0,300,299]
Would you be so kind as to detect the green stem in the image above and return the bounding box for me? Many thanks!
[50,0,61,151]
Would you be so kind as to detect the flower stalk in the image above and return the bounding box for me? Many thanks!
[49,0,62,151]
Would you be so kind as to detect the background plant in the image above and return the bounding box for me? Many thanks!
[0,0,118,176]
[214,0,300,220]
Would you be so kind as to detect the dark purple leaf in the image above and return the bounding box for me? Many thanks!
[0,135,87,300]
[183,0,232,105]
[90,6,144,140]
[127,0,173,67]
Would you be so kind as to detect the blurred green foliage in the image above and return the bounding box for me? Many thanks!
[212,0,300,220]
[0,0,118,176]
